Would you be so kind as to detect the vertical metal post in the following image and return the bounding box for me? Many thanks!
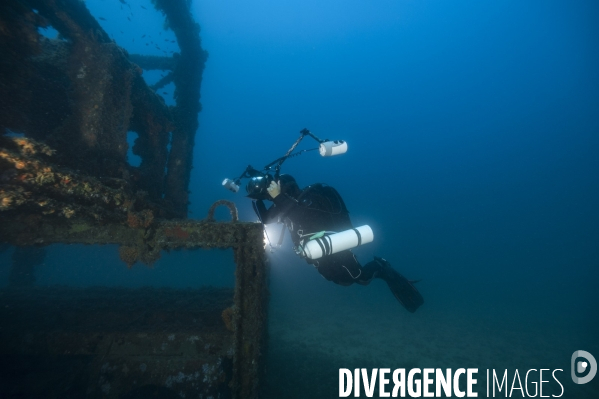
[231,227,269,399]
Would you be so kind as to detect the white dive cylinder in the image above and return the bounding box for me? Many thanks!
[319,140,348,157]
[302,225,373,260]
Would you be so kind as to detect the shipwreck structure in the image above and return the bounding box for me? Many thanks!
[0,0,268,397]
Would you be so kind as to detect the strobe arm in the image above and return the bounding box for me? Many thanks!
[222,128,348,192]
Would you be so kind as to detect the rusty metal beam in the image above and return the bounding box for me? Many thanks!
[154,0,208,217]
[0,216,256,249]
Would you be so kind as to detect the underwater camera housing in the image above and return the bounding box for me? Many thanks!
[245,173,274,200]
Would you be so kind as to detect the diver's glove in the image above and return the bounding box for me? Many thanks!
[267,180,281,198]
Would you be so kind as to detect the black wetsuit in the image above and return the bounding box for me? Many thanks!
[254,183,382,286]
[254,182,425,313]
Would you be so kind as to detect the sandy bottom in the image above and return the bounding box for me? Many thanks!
[261,264,599,398]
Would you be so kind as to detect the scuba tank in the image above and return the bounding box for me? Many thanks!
[301,225,374,260]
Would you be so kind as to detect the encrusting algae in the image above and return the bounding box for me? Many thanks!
[0,135,158,224]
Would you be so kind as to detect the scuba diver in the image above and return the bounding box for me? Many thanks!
[248,173,424,313]
[222,128,424,313]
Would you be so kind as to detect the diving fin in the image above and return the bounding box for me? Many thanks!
[374,257,424,313]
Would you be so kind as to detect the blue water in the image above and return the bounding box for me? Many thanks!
[189,2,599,395]
[7,0,599,397]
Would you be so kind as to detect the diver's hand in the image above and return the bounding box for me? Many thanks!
[267,180,280,198]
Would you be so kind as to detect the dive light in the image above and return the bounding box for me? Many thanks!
[222,178,240,193]
[319,140,348,157]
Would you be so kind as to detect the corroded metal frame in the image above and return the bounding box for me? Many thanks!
[0,216,269,399]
